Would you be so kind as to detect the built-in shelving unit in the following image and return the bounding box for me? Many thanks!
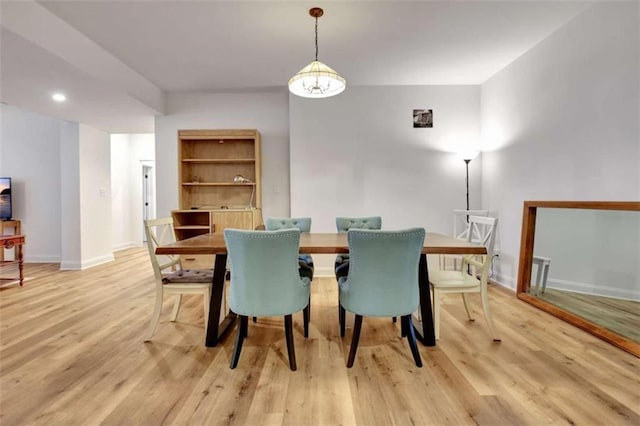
[172,129,263,240]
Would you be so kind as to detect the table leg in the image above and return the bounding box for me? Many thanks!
[205,254,237,347]
[413,254,436,346]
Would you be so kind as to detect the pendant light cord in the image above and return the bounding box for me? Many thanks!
[315,16,319,61]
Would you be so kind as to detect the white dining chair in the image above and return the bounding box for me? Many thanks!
[531,255,552,296]
[143,217,214,342]
[430,215,500,341]
[440,209,489,271]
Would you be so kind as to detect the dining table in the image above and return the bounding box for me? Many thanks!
[156,232,487,348]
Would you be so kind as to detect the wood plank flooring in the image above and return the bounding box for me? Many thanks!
[536,288,640,342]
[1,247,638,425]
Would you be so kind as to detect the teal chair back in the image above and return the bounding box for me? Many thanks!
[224,229,311,317]
[334,216,383,279]
[265,217,311,232]
[339,228,425,317]
[336,216,382,232]
[265,217,314,281]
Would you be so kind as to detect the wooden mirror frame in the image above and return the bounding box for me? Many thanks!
[516,201,640,357]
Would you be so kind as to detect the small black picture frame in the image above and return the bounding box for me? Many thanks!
[413,109,433,128]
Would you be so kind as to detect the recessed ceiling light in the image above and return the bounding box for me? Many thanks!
[52,93,67,102]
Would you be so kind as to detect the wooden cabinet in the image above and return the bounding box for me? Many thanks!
[172,130,263,239]
[0,234,25,286]
[211,209,262,233]
[0,220,21,261]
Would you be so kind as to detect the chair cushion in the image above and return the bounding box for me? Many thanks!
[298,255,315,281]
[334,258,350,279]
[162,269,214,284]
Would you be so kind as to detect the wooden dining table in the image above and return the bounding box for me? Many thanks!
[156,232,486,348]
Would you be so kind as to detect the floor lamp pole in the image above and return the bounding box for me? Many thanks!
[464,159,471,223]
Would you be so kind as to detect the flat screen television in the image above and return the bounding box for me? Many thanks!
[0,177,12,220]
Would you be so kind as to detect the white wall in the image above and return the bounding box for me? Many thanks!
[290,85,481,274]
[78,124,113,268]
[1,104,62,261]
[110,134,133,249]
[480,2,640,289]
[155,92,290,219]
[1,104,116,268]
[290,85,481,232]
[60,121,81,266]
[111,133,155,250]
[535,208,639,301]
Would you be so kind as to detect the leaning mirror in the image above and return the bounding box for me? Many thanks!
[516,201,640,357]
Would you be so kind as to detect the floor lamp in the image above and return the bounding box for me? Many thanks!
[459,151,479,222]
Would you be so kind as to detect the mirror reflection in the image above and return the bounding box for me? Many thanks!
[529,208,640,343]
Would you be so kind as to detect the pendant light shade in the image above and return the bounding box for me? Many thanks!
[289,7,346,99]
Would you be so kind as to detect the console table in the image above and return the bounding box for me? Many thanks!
[1,220,21,261]
[0,235,25,286]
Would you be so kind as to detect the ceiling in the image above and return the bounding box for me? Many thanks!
[0,1,592,134]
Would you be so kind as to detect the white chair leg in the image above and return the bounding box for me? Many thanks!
[145,290,163,341]
[480,288,500,341]
[171,294,182,322]
[541,263,550,294]
[433,288,441,340]
[534,263,543,295]
[461,294,475,321]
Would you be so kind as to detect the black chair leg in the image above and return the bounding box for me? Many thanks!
[402,315,422,368]
[252,316,257,322]
[400,316,407,337]
[339,305,346,337]
[284,314,297,371]
[392,316,397,323]
[230,315,248,369]
[346,315,363,368]
[303,303,310,338]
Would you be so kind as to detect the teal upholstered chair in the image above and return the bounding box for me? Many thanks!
[334,216,382,279]
[338,228,425,368]
[224,229,311,370]
[265,217,314,281]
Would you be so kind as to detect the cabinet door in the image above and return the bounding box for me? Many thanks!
[211,211,253,233]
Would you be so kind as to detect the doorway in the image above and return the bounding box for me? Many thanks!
[142,161,156,242]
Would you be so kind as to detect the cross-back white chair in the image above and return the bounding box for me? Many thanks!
[440,209,489,270]
[143,217,213,342]
[430,215,500,341]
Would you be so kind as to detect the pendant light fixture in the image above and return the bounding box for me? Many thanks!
[288,7,346,98]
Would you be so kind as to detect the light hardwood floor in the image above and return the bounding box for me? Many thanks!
[536,288,640,342]
[1,248,638,425]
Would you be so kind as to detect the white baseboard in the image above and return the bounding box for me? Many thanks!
[60,261,81,270]
[548,278,640,301]
[60,253,115,270]
[113,241,138,251]
[491,272,516,290]
[489,275,514,290]
[315,266,335,277]
[23,255,61,263]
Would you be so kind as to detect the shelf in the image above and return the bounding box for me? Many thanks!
[174,225,210,230]
[181,158,255,163]
[175,129,263,239]
[182,182,256,186]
